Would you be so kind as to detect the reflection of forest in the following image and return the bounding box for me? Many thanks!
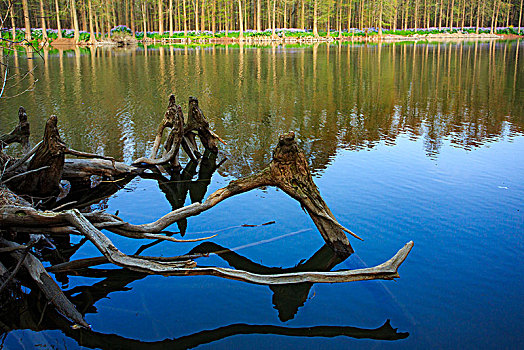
[1,41,522,177]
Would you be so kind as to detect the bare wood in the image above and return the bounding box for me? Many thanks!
[184,96,222,153]
[64,148,115,165]
[134,97,184,167]
[0,238,89,328]
[4,140,42,174]
[62,158,141,179]
[149,94,180,159]
[47,253,201,273]
[17,115,65,196]
[0,107,30,153]
[2,165,50,184]
[2,133,357,255]
[62,210,415,284]
[64,209,197,273]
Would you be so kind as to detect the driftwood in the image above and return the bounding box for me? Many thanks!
[133,98,185,167]
[184,96,225,154]
[0,98,414,333]
[0,107,30,153]
[0,238,89,328]
[17,115,65,197]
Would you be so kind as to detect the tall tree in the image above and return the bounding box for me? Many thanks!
[169,0,173,36]
[519,0,523,33]
[39,0,48,42]
[9,2,16,40]
[88,0,96,43]
[71,0,80,42]
[257,0,261,31]
[158,0,164,35]
[21,0,31,41]
[55,0,63,39]
[239,0,244,38]
[313,0,319,36]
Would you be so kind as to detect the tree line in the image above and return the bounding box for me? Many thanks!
[3,0,524,42]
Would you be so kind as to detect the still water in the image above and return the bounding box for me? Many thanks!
[0,41,523,349]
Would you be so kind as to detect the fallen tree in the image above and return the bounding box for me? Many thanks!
[0,96,413,330]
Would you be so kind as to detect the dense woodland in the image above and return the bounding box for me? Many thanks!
[2,0,523,42]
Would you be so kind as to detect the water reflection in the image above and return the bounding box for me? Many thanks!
[1,290,408,349]
[0,233,407,349]
[1,41,522,177]
[189,242,349,322]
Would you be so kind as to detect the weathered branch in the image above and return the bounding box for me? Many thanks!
[16,115,65,197]
[149,94,180,159]
[63,209,414,285]
[134,96,185,167]
[62,158,141,179]
[0,107,30,152]
[0,238,89,328]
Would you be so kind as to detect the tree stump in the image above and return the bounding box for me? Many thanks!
[18,115,66,198]
[0,107,30,153]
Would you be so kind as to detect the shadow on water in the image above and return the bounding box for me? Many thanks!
[0,241,407,349]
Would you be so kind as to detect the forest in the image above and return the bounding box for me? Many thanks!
[2,0,523,43]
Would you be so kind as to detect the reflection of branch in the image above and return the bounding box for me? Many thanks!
[58,320,408,349]
[189,242,348,321]
[1,291,409,348]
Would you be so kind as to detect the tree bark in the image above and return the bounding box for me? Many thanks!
[88,0,97,43]
[71,0,80,42]
[0,107,30,153]
[158,0,164,35]
[39,0,48,42]
[18,115,65,197]
[21,0,32,41]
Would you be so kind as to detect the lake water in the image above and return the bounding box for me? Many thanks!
[0,40,523,349]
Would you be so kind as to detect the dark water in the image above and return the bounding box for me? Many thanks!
[0,40,523,349]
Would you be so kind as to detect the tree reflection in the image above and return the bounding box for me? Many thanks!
[1,41,521,177]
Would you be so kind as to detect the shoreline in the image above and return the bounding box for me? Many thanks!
[7,32,520,50]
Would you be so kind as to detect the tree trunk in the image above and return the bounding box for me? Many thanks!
[169,0,173,36]
[130,0,135,35]
[158,0,164,35]
[313,0,319,36]
[81,0,88,32]
[194,0,199,32]
[39,0,48,42]
[201,0,205,32]
[257,0,262,31]
[301,0,305,30]
[21,0,31,41]
[71,0,80,42]
[378,0,383,35]
[88,0,96,43]
[0,107,30,153]
[450,0,455,29]
[212,0,216,33]
[238,0,244,38]
[55,0,63,39]
[438,0,443,30]
[18,116,66,198]
[10,3,16,40]
[519,0,523,34]
[183,0,187,36]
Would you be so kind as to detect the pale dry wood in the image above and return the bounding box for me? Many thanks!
[149,94,181,159]
[0,238,89,328]
[62,158,141,179]
[4,140,42,174]
[63,209,413,285]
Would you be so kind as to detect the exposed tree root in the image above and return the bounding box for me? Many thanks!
[0,97,414,332]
